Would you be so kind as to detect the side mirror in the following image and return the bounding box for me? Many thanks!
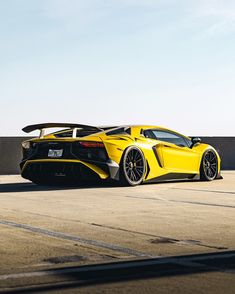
[191,137,201,148]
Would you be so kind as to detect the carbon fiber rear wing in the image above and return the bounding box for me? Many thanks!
[22,123,102,138]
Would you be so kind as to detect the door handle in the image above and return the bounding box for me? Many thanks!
[163,145,170,148]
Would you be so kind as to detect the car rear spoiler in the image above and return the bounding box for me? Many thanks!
[22,123,102,138]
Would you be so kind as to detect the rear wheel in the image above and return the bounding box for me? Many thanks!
[200,150,218,181]
[120,146,146,186]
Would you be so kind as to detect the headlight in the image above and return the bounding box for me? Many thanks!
[22,141,31,149]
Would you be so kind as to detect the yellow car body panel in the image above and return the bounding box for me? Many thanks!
[20,124,222,184]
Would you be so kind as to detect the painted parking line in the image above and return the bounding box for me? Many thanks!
[0,219,152,258]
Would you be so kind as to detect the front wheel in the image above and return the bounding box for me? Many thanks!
[120,146,146,186]
[200,150,218,181]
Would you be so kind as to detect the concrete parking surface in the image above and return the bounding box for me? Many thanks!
[0,172,234,293]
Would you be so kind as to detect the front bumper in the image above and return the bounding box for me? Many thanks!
[216,171,223,179]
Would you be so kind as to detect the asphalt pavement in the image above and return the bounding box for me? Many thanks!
[0,172,234,293]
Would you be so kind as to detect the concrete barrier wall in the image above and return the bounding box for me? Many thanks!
[200,137,235,170]
[0,137,234,175]
[0,137,32,175]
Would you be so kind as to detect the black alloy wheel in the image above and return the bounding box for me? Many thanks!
[121,146,146,186]
[200,150,218,181]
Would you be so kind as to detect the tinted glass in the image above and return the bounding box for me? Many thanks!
[151,130,190,147]
[54,129,99,138]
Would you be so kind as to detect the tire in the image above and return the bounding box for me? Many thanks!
[200,149,218,181]
[120,146,146,186]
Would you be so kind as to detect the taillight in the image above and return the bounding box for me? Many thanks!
[79,141,105,148]
[72,141,108,162]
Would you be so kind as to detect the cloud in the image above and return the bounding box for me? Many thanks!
[40,0,235,39]
[194,0,235,18]
[40,0,168,36]
[41,0,160,20]
[190,0,235,38]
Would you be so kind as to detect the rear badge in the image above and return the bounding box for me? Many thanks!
[54,172,66,177]
[48,149,63,158]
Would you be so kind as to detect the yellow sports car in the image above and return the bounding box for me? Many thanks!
[21,123,222,186]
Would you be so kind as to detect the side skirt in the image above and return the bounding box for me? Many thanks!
[144,172,199,183]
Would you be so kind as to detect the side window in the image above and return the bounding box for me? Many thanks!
[151,130,190,147]
[143,130,155,139]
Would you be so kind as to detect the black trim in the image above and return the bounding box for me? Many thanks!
[21,141,109,163]
[106,127,131,136]
[22,123,101,133]
[145,172,198,183]
[21,158,120,182]
[152,146,163,168]
[21,161,101,182]
[145,160,150,179]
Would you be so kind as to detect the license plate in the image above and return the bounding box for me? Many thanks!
[48,149,63,158]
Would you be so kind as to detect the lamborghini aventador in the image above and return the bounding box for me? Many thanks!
[20,123,222,186]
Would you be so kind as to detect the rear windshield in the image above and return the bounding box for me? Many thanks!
[54,129,100,138]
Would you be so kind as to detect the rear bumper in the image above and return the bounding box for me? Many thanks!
[21,159,119,182]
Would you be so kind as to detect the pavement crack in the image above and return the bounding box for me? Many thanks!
[169,200,235,209]
[171,188,235,195]
[123,195,235,209]
[91,223,227,250]
[1,209,228,252]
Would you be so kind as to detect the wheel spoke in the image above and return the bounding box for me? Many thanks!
[203,150,218,179]
[210,165,216,172]
[207,168,210,177]
[205,154,210,160]
[124,148,145,184]
[127,153,132,162]
[135,166,143,169]
[134,168,141,177]
[131,150,135,161]
[135,158,143,163]
[211,156,216,162]
[131,170,136,181]
[134,151,140,161]
[210,167,215,177]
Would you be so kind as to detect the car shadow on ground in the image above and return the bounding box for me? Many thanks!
[3,250,235,293]
[0,181,117,193]
[0,178,200,193]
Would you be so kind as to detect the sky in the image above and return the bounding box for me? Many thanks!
[0,0,234,136]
